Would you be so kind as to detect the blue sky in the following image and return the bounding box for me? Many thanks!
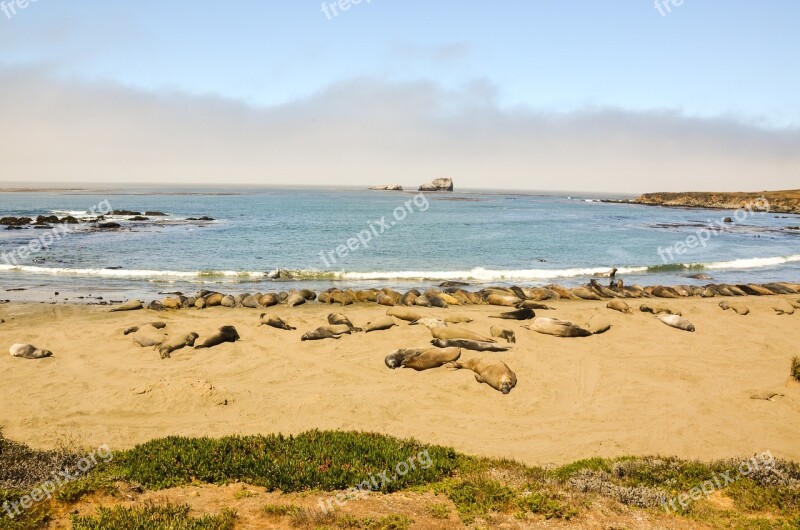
[0,1,798,190]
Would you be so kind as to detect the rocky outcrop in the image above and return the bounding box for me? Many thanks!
[369,184,403,191]
[634,190,800,214]
[419,178,454,192]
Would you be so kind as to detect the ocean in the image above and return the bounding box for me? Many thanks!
[1,187,799,302]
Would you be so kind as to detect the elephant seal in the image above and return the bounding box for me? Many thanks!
[259,314,296,330]
[490,326,516,343]
[9,344,53,359]
[195,326,241,348]
[387,307,424,323]
[762,283,795,295]
[109,300,144,312]
[157,332,199,359]
[427,295,449,308]
[132,324,167,347]
[571,287,603,301]
[773,302,795,315]
[331,291,355,306]
[123,322,167,335]
[688,273,713,280]
[657,314,695,332]
[221,295,236,307]
[385,347,461,371]
[431,338,510,352]
[301,326,343,341]
[484,293,523,307]
[652,286,681,298]
[444,315,473,324]
[738,284,774,296]
[585,315,612,335]
[517,301,554,310]
[259,293,280,307]
[286,292,306,307]
[206,293,224,307]
[328,313,362,332]
[409,317,447,329]
[355,289,379,302]
[489,308,534,321]
[241,295,260,308]
[399,290,419,306]
[523,318,591,338]
[639,304,681,316]
[606,300,632,314]
[365,316,398,333]
[431,326,494,343]
[452,357,517,394]
[161,297,182,309]
[719,301,749,315]
[414,296,432,307]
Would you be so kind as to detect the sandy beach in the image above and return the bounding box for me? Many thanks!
[1,295,798,465]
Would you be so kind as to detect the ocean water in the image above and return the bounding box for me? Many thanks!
[0,187,799,302]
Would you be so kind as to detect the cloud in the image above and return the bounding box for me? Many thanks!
[1,66,798,192]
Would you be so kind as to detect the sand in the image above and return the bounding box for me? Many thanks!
[0,295,798,465]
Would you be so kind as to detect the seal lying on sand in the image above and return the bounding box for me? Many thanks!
[585,315,612,335]
[431,326,494,342]
[452,357,517,394]
[386,307,423,323]
[157,332,199,359]
[132,324,167,347]
[385,347,461,371]
[773,302,795,315]
[606,300,632,314]
[523,318,591,338]
[328,313,362,331]
[123,322,167,335]
[301,326,345,341]
[431,338,510,352]
[365,316,398,333]
[410,317,447,329]
[10,343,53,359]
[109,300,144,312]
[517,301,554,310]
[444,315,473,324]
[657,314,695,332]
[639,304,681,316]
[719,301,749,315]
[490,326,516,343]
[259,314,296,330]
[489,308,535,321]
[195,326,241,348]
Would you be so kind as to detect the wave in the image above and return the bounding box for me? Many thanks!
[1,255,798,283]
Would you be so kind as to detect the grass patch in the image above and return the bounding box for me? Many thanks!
[70,502,236,530]
[261,502,302,516]
[428,501,450,519]
[114,430,459,492]
[792,356,800,382]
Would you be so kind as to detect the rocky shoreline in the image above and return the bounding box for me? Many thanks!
[629,190,800,215]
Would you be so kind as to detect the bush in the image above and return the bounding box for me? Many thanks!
[70,502,236,530]
[115,430,459,492]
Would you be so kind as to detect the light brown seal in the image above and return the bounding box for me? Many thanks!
[157,332,199,359]
[657,314,695,332]
[452,357,517,394]
[109,300,144,312]
[259,314,296,330]
[328,313,362,331]
[365,316,398,333]
[385,347,461,370]
[431,338,510,352]
[523,318,591,338]
[606,300,632,314]
[195,326,241,348]
[431,326,494,342]
[490,326,516,343]
[10,344,53,359]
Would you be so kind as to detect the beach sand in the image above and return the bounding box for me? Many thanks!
[0,295,798,465]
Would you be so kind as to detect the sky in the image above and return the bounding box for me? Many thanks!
[0,0,798,192]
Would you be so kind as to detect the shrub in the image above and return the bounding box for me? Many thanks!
[70,502,236,530]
